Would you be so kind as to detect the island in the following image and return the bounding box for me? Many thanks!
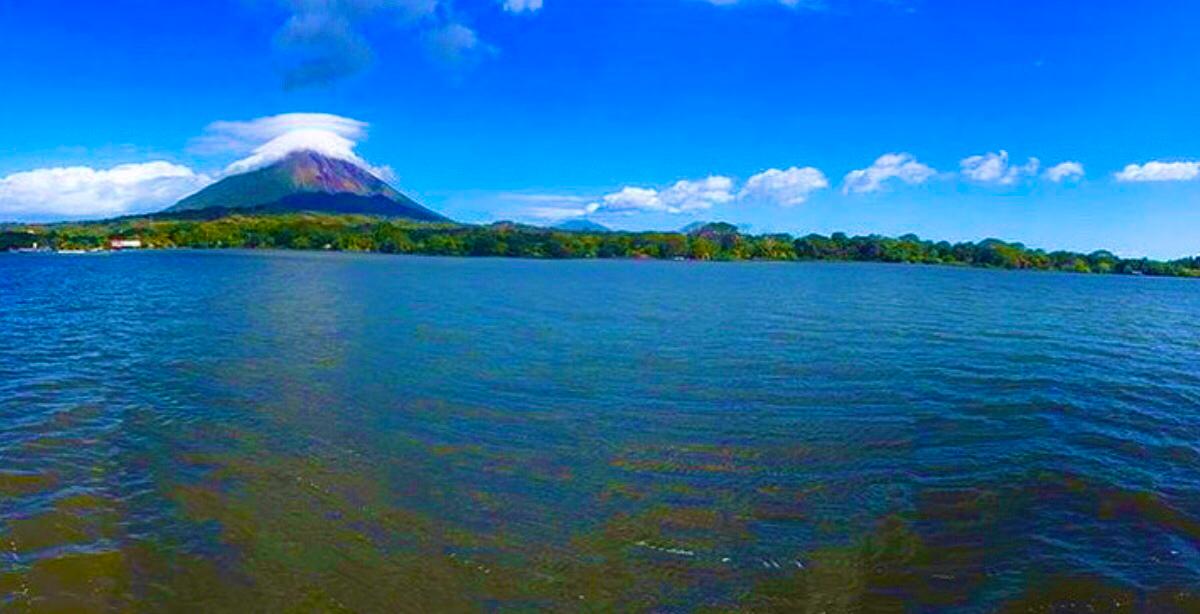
[3,150,1196,278]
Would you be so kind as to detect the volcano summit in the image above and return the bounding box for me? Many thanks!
[165,150,447,222]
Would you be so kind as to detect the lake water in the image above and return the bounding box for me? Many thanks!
[2,250,1199,611]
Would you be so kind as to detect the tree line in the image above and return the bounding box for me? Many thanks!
[4,214,1198,278]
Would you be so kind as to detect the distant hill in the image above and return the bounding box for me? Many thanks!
[165,150,448,222]
[553,219,610,232]
[682,221,740,236]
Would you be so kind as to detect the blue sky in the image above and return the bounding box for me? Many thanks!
[1,0,1198,257]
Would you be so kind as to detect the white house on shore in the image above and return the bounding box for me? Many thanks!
[109,238,142,250]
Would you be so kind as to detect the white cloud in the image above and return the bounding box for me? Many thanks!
[502,0,543,12]
[703,0,814,7]
[500,193,595,221]
[661,176,736,212]
[1114,161,1200,182]
[273,0,441,87]
[193,113,390,177]
[267,0,839,87]
[523,205,595,221]
[592,176,735,214]
[0,162,211,220]
[422,23,492,66]
[1044,161,1084,183]
[500,193,591,204]
[519,0,814,9]
[596,187,660,213]
[739,166,828,206]
[842,153,935,194]
[224,130,373,175]
[532,0,813,8]
[960,150,1040,185]
[193,113,367,153]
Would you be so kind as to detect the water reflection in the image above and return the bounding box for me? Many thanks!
[3,253,1200,611]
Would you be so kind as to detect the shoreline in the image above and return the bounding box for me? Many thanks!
[6,244,1195,281]
[4,215,1198,279]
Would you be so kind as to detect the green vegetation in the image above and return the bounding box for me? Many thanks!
[4,214,1199,277]
[0,230,42,250]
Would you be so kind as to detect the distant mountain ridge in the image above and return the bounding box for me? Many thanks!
[166,150,448,222]
[553,219,610,232]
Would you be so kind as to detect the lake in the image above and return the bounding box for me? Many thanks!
[2,250,1199,611]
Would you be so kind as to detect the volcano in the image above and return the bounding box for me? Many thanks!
[165,150,448,222]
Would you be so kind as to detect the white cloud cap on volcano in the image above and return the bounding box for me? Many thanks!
[224,129,371,175]
[0,162,211,220]
[193,112,391,178]
[196,113,367,150]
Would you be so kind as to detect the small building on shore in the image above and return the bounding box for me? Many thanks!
[109,238,143,250]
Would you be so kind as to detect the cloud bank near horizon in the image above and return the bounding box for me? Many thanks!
[2,111,1196,223]
[0,162,211,221]
[0,112,393,220]
[515,151,1105,224]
